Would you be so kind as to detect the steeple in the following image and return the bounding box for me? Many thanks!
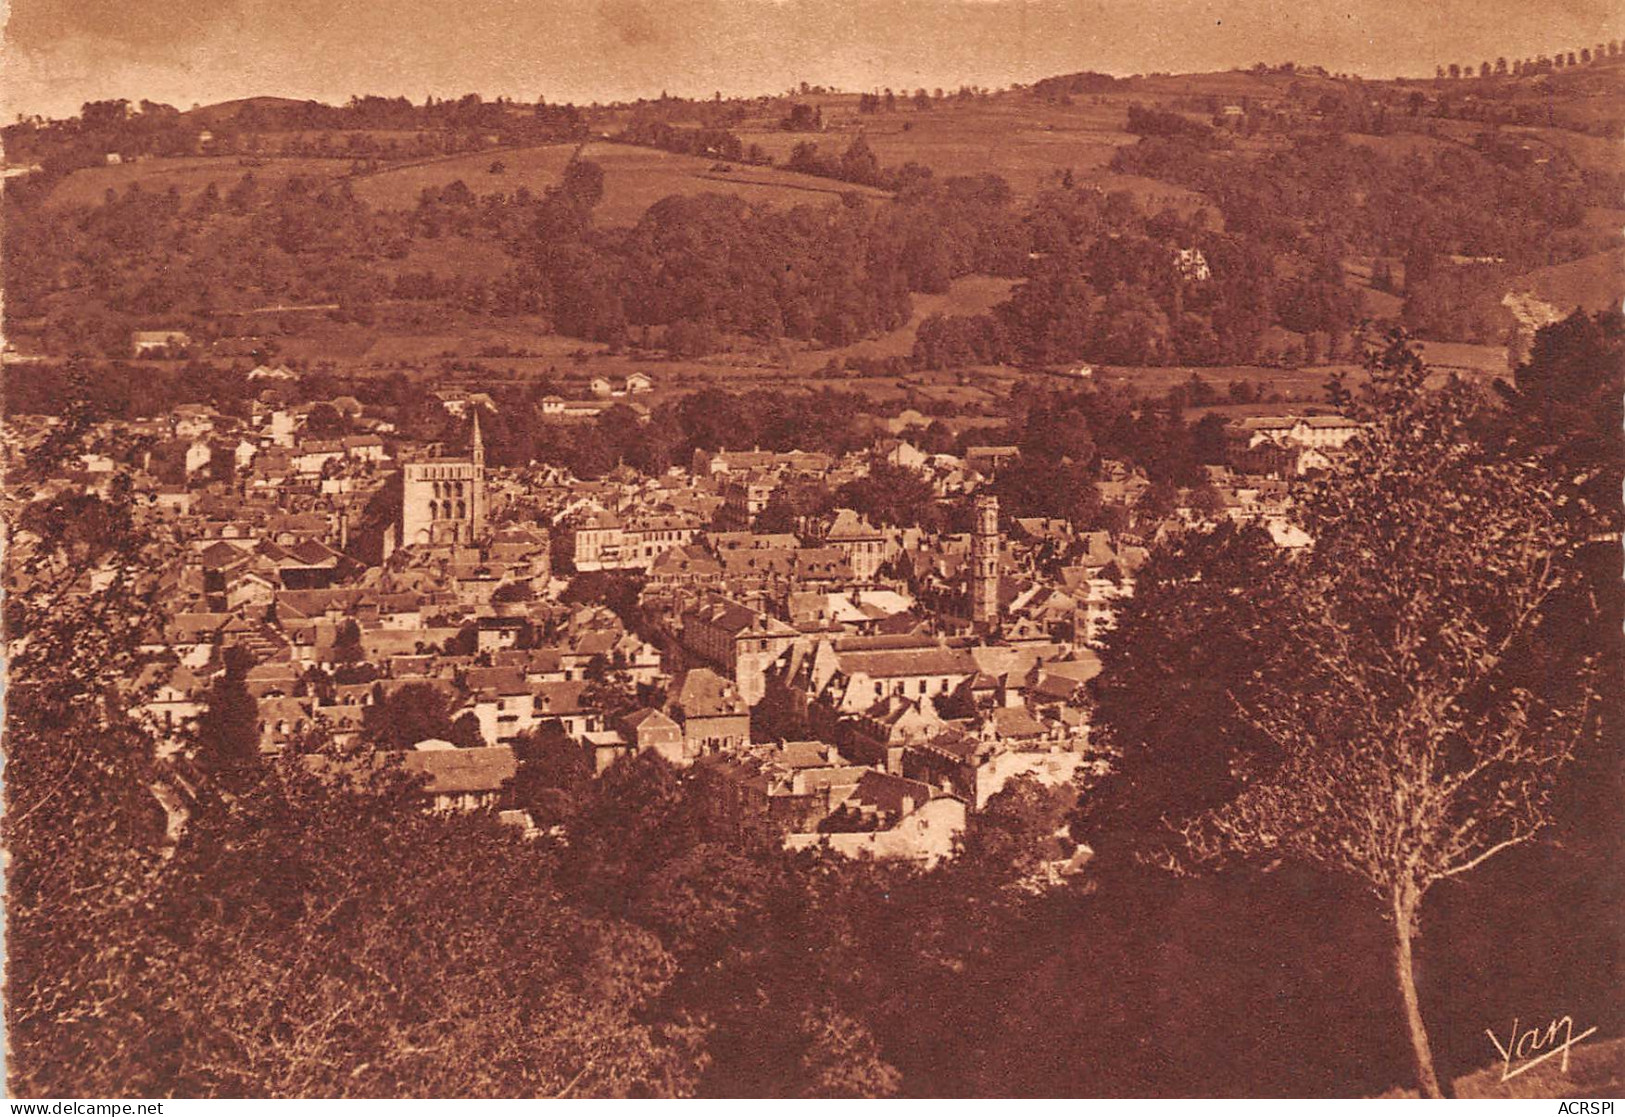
[469,408,486,543]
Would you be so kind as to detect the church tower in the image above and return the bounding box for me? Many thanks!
[971,494,1000,632]
[399,412,488,550]
[470,408,486,540]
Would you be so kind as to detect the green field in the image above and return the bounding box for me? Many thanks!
[578,142,891,225]
[1412,339,1512,376]
[1580,205,1625,233]
[1070,169,1217,222]
[1344,132,1461,160]
[1342,258,1406,319]
[1506,126,1625,173]
[351,144,579,208]
[740,98,1138,200]
[372,234,516,282]
[786,275,1017,374]
[1130,69,1313,100]
[355,139,896,221]
[44,155,342,209]
[739,99,1219,222]
[40,138,895,227]
[1514,247,1625,314]
[259,128,434,151]
[281,276,1020,405]
[1096,362,1339,403]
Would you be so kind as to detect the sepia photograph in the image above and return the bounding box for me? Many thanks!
[1,0,1620,1102]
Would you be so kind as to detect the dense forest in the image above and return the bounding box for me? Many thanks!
[4,153,1019,358]
[0,152,1319,367]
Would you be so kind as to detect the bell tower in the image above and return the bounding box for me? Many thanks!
[397,411,488,550]
[971,494,1000,632]
[470,409,486,540]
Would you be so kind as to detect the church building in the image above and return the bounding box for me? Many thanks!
[399,413,486,548]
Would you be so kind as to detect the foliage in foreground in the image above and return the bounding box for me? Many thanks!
[1082,324,1619,1096]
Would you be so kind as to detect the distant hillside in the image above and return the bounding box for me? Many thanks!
[184,96,326,127]
[1514,247,1625,314]
[1131,68,1345,99]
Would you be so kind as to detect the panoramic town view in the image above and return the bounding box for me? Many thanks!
[2,0,1621,1101]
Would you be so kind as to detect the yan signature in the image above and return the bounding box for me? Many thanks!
[1485,1014,1598,1082]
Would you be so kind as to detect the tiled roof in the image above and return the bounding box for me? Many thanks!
[849,770,934,816]
[825,508,883,541]
[533,680,590,715]
[987,706,1047,739]
[838,646,977,680]
[1040,652,1103,684]
[777,740,838,768]
[466,666,529,697]
[623,707,680,732]
[200,540,249,569]
[650,544,721,575]
[400,746,517,794]
[675,668,747,718]
[288,540,340,566]
[171,611,231,636]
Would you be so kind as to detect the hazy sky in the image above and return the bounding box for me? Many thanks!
[4,0,1622,120]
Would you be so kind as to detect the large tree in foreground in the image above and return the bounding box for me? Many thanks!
[1094,335,1597,1098]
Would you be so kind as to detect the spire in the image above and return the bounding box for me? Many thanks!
[470,408,486,543]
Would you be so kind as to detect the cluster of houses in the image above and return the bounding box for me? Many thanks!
[1225,413,1363,477]
[5,377,1358,868]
